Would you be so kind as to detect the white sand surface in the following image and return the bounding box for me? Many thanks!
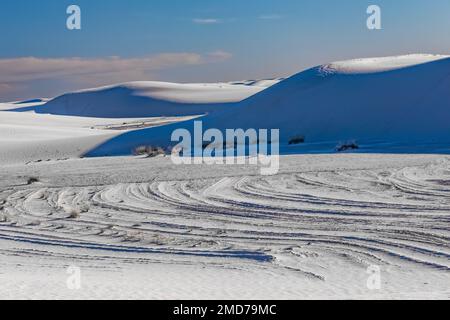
[1,56,449,300]
[0,154,448,299]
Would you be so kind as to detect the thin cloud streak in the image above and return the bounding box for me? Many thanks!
[0,52,232,83]
[193,18,221,24]
[0,51,232,100]
[258,14,283,20]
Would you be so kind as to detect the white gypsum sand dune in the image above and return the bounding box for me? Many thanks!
[320,54,448,74]
[0,154,448,299]
[219,54,450,143]
[86,54,450,157]
[5,80,280,118]
[0,80,278,164]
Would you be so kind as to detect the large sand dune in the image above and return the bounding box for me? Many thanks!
[7,80,279,118]
[87,54,450,157]
[3,54,450,161]
[0,80,278,164]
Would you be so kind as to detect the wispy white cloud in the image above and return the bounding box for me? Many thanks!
[0,52,231,83]
[193,18,221,25]
[0,51,232,100]
[258,14,283,20]
[207,50,233,61]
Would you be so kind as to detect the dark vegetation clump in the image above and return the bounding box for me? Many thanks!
[288,135,306,145]
[27,177,39,185]
[336,141,359,152]
[133,146,167,158]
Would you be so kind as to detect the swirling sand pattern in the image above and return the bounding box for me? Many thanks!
[0,154,449,298]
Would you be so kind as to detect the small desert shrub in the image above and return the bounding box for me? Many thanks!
[336,141,359,152]
[27,177,39,185]
[288,135,305,145]
[133,145,166,158]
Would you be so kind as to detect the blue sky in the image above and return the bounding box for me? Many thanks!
[1,0,450,100]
